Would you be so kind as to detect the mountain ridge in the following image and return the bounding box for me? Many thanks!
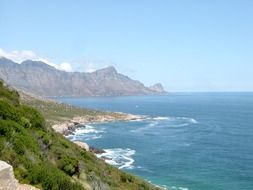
[0,57,167,97]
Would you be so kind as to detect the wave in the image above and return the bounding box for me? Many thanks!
[74,125,105,134]
[96,148,136,170]
[131,116,198,132]
[153,116,171,120]
[177,117,198,124]
[153,116,197,123]
[171,186,189,190]
[68,125,105,141]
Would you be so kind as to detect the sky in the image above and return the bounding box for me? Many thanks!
[0,0,253,92]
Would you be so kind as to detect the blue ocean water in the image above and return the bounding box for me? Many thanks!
[54,93,253,190]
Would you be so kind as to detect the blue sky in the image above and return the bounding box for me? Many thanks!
[0,0,253,91]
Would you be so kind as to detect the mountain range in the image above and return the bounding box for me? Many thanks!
[0,57,166,97]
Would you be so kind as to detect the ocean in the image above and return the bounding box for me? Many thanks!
[54,93,253,190]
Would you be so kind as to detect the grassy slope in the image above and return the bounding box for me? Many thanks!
[0,82,160,190]
[19,91,125,124]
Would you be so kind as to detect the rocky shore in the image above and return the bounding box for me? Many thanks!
[52,112,144,135]
[51,112,145,161]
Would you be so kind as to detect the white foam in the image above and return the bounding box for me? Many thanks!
[130,116,198,132]
[170,186,189,190]
[153,116,198,124]
[74,125,105,135]
[153,116,170,120]
[85,134,102,140]
[176,117,198,124]
[71,125,105,141]
[189,118,198,124]
[129,118,146,122]
[179,187,189,190]
[96,148,136,170]
[148,121,159,127]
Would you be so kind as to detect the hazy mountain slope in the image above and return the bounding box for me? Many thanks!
[0,57,166,97]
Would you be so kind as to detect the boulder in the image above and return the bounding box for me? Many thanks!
[74,141,90,151]
[0,161,18,190]
[0,161,39,190]
[90,147,106,154]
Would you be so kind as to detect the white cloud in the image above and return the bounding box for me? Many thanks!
[0,48,117,73]
[60,62,72,72]
[0,48,37,63]
[0,48,72,72]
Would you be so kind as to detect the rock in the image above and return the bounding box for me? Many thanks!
[52,122,69,134]
[90,147,106,154]
[52,121,87,135]
[0,161,39,190]
[18,184,39,190]
[0,161,18,190]
[52,113,145,135]
[74,141,90,151]
[100,156,112,161]
[149,83,166,93]
[73,122,80,125]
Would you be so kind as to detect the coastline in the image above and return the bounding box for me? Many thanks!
[52,113,167,190]
[19,90,163,189]
[52,112,145,135]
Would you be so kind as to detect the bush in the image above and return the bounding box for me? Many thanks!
[58,156,79,176]
[0,100,20,121]
[0,119,13,137]
[27,163,83,190]
[0,80,20,105]
[19,106,45,128]
[121,173,134,183]
[20,117,31,128]
[13,137,25,155]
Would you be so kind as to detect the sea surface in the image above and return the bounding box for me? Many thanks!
[54,93,253,190]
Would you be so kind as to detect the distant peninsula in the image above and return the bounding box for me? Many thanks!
[0,57,167,97]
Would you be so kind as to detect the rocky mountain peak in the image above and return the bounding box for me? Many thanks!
[149,83,166,93]
[21,60,55,69]
[94,66,118,75]
[0,57,16,65]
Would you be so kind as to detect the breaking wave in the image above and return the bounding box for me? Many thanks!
[96,148,136,170]
[67,125,105,141]
[170,186,189,190]
[131,116,198,132]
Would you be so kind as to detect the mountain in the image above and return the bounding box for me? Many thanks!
[0,57,166,97]
[149,83,167,93]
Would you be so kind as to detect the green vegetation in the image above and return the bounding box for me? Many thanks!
[0,80,160,190]
[20,91,123,124]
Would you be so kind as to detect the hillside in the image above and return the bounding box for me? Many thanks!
[18,89,137,125]
[0,80,160,190]
[0,57,166,97]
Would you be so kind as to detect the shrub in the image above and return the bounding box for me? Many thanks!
[0,119,13,137]
[27,163,83,190]
[0,100,20,121]
[19,105,45,129]
[58,156,79,176]
[0,80,20,105]
[20,117,31,128]
[13,139,25,155]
